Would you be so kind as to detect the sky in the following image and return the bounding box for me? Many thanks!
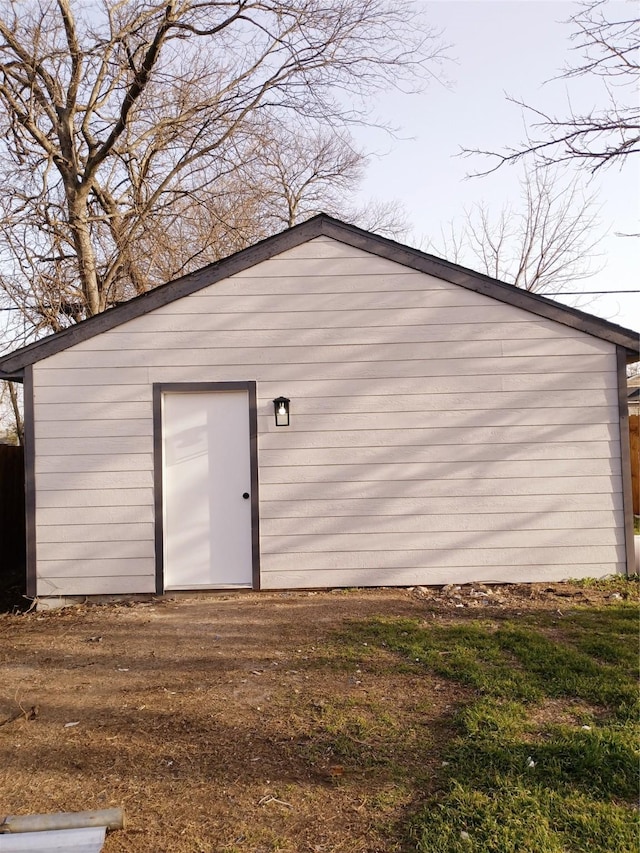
[353,0,639,333]
[0,0,636,351]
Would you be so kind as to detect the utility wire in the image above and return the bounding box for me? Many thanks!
[544,290,640,296]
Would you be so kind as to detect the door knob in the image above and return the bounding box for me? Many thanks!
[242,492,250,499]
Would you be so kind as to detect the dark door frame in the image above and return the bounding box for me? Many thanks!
[152,381,261,594]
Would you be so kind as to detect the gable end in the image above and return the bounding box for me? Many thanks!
[0,214,638,377]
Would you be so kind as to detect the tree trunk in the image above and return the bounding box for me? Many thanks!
[8,382,23,446]
[67,191,102,316]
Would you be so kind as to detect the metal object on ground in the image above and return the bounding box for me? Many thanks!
[0,809,124,835]
[0,826,106,852]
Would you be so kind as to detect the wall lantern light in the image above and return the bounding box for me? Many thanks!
[273,396,290,427]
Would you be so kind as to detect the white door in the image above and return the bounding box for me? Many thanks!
[162,390,253,589]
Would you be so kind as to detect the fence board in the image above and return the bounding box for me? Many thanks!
[630,415,639,516]
[0,444,26,608]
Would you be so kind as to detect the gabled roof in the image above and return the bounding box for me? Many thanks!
[1,213,638,379]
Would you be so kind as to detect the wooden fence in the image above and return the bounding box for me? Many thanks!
[630,415,639,518]
[0,443,26,609]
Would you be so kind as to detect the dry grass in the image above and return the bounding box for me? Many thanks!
[0,582,635,852]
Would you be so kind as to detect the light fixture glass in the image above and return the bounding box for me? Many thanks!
[273,396,290,426]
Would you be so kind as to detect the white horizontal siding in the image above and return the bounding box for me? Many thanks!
[36,401,151,421]
[257,374,616,395]
[33,366,150,386]
[38,523,153,543]
[37,573,155,596]
[209,271,441,293]
[34,383,152,403]
[33,370,614,394]
[38,540,154,560]
[261,564,621,589]
[35,437,152,455]
[35,416,153,436]
[257,424,619,448]
[501,338,610,356]
[254,408,613,429]
[37,488,152,508]
[109,356,613,380]
[33,389,619,419]
[38,504,155,525]
[260,456,620,476]
[261,510,624,535]
[62,322,600,352]
[264,546,625,571]
[259,476,622,499]
[259,442,619,464]
[40,558,153,578]
[69,286,531,314]
[37,346,614,371]
[260,389,620,413]
[36,470,153,490]
[261,528,620,552]
[73,310,599,336]
[36,306,610,338]
[35,420,151,439]
[260,461,619,482]
[36,453,153,473]
[259,494,623,517]
[32,235,625,596]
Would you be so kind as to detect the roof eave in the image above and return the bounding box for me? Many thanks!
[0,216,329,374]
[0,368,23,382]
[319,218,640,358]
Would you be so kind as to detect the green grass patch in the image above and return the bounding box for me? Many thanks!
[300,695,434,780]
[408,782,638,853]
[338,605,639,852]
[568,574,639,592]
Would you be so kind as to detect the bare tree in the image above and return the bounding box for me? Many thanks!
[430,167,603,293]
[241,126,410,237]
[242,126,368,231]
[0,380,22,443]
[466,1,639,174]
[134,121,410,287]
[0,0,446,337]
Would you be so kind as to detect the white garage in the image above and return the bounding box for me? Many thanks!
[0,215,637,602]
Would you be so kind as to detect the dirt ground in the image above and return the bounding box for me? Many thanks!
[0,582,635,852]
